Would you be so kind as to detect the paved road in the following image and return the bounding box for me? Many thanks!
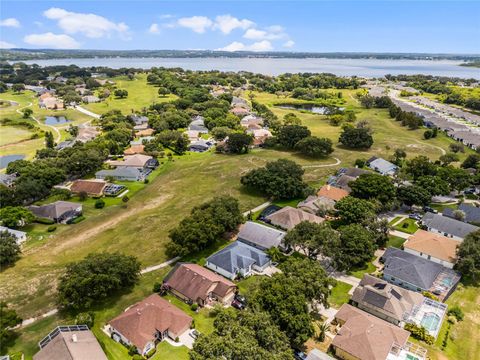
[243,201,271,216]
[74,105,101,119]
[302,157,341,168]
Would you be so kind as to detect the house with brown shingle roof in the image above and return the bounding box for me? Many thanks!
[163,263,237,307]
[332,304,426,360]
[317,185,349,202]
[124,144,145,155]
[70,180,107,197]
[108,294,192,356]
[135,128,155,137]
[265,206,324,230]
[107,154,158,170]
[404,230,458,269]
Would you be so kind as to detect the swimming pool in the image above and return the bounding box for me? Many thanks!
[421,312,441,331]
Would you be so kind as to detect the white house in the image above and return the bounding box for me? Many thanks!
[0,226,27,244]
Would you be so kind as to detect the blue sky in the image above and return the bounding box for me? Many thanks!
[1,1,479,53]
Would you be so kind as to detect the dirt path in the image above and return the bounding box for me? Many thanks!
[73,105,101,120]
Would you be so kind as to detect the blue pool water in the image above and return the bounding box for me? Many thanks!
[421,313,441,331]
[45,116,70,125]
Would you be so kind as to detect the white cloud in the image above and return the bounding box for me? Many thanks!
[0,40,16,48]
[267,25,284,33]
[177,16,212,33]
[217,40,273,52]
[0,18,20,28]
[283,40,295,48]
[243,28,285,41]
[149,23,160,34]
[23,32,80,49]
[43,7,129,39]
[213,14,254,34]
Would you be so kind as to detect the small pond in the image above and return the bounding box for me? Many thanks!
[275,103,343,115]
[45,116,70,125]
[0,154,25,169]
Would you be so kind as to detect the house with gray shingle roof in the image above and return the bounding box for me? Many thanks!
[237,221,287,251]
[206,241,271,280]
[421,212,478,241]
[443,203,480,225]
[381,247,460,301]
[95,167,144,181]
[367,157,398,176]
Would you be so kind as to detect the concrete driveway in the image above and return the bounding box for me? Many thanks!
[178,329,196,349]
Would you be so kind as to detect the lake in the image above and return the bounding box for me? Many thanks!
[45,116,70,125]
[17,58,480,79]
[0,154,25,169]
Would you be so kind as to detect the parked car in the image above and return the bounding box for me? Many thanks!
[231,299,245,310]
[464,188,477,195]
[189,329,200,339]
[423,206,438,214]
[294,350,307,360]
[234,294,247,305]
[409,213,422,220]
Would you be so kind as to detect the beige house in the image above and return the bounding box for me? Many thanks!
[265,206,324,230]
[404,230,458,269]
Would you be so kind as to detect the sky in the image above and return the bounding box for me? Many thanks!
[0,1,479,53]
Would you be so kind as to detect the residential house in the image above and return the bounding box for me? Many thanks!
[231,106,250,117]
[231,96,249,108]
[129,115,149,127]
[421,212,478,241]
[404,230,458,269]
[56,140,76,150]
[0,226,27,244]
[240,114,263,129]
[247,128,272,147]
[297,195,335,214]
[163,263,237,306]
[381,247,461,301]
[349,273,448,339]
[317,185,349,202]
[327,167,370,192]
[237,221,287,251]
[189,139,213,152]
[351,274,425,326]
[70,180,107,197]
[38,93,64,110]
[443,203,480,225]
[130,136,155,145]
[107,154,158,170]
[0,173,17,187]
[76,125,100,143]
[108,294,192,356]
[135,128,155,137]
[95,167,144,181]
[331,304,426,360]
[185,130,201,142]
[124,144,145,155]
[28,201,82,223]
[265,206,324,230]
[366,157,398,176]
[206,241,271,280]
[188,116,209,133]
[34,325,107,360]
[82,95,100,103]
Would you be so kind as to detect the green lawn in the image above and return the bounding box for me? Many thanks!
[386,235,406,249]
[82,74,177,114]
[236,275,264,297]
[329,281,353,309]
[393,218,419,234]
[163,295,215,335]
[348,262,377,279]
[388,216,404,226]
[151,342,189,360]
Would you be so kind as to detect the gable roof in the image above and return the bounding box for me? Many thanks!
[317,185,349,202]
[34,328,107,360]
[28,201,81,220]
[332,304,410,360]
[207,241,270,274]
[443,203,480,224]
[108,154,153,168]
[237,221,286,249]
[351,274,424,323]
[405,230,459,263]
[96,167,143,179]
[340,167,370,178]
[382,247,444,289]
[265,206,324,230]
[297,195,335,213]
[70,180,106,195]
[124,145,145,155]
[422,212,478,239]
[164,263,236,302]
[367,157,398,174]
[109,294,192,351]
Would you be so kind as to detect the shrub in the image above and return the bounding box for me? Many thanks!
[144,178,149,184]
[421,291,439,301]
[145,347,156,358]
[94,199,105,209]
[47,225,57,232]
[78,191,88,201]
[175,337,179,342]
[122,195,130,203]
[404,323,435,345]
[152,282,162,293]
[128,345,138,356]
[75,312,95,328]
[132,355,143,360]
[190,303,199,312]
[69,216,85,224]
[35,217,55,225]
[447,306,464,321]
[354,158,366,168]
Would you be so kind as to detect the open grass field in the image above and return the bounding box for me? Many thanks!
[2,87,478,359]
[82,74,177,114]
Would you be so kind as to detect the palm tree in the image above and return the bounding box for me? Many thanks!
[316,322,330,342]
